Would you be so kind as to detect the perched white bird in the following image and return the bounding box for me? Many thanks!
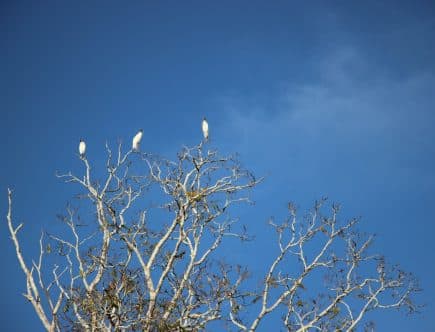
[132,129,143,151]
[202,117,209,141]
[79,139,86,158]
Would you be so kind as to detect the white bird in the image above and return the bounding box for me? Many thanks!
[79,139,86,158]
[132,129,143,151]
[202,117,209,141]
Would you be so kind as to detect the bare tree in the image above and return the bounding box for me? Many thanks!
[6,140,420,331]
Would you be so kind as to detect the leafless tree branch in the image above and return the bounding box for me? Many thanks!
[6,142,420,331]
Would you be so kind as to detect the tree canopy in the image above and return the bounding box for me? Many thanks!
[7,140,420,331]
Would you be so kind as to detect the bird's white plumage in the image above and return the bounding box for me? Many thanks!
[79,140,86,157]
[202,118,209,140]
[132,129,143,151]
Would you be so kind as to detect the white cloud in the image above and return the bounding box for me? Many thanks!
[220,47,435,160]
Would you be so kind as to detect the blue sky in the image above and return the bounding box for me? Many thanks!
[1,1,435,330]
